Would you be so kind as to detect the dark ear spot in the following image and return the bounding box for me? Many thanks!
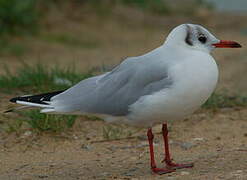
[185,25,193,46]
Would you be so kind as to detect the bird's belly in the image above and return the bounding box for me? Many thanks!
[127,56,218,127]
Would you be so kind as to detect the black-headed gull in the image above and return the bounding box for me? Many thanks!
[8,24,241,174]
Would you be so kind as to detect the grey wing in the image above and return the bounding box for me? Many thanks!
[51,57,172,115]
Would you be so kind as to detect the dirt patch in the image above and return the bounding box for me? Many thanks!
[0,108,247,180]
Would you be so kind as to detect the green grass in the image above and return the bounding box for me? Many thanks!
[203,92,247,109]
[0,63,94,93]
[0,0,39,36]
[6,110,77,133]
[20,110,76,132]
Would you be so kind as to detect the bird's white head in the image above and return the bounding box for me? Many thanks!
[164,24,241,53]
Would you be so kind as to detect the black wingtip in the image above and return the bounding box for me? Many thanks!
[9,90,65,105]
[10,97,19,103]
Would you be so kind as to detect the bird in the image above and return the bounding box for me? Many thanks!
[8,24,241,175]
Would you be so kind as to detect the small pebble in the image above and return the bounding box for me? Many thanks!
[192,137,205,142]
[236,170,243,173]
[180,171,190,175]
[81,144,92,150]
[21,131,32,138]
[215,136,221,140]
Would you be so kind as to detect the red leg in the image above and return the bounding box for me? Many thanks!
[147,128,174,175]
[162,123,194,169]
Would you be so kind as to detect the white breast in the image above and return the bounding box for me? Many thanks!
[127,51,219,127]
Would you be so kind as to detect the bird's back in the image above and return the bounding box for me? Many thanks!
[50,46,173,115]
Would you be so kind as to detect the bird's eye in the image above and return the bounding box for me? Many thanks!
[198,35,207,44]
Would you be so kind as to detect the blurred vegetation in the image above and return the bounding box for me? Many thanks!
[203,92,247,109]
[0,0,213,56]
[0,0,40,56]
[0,0,39,35]
[0,0,212,37]
[0,0,168,36]
[0,63,94,93]
[6,110,77,133]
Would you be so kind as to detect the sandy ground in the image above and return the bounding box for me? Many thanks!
[0,108,247,180]
[0,8,247,180]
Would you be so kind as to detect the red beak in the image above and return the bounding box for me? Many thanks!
[213,40,242,48]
